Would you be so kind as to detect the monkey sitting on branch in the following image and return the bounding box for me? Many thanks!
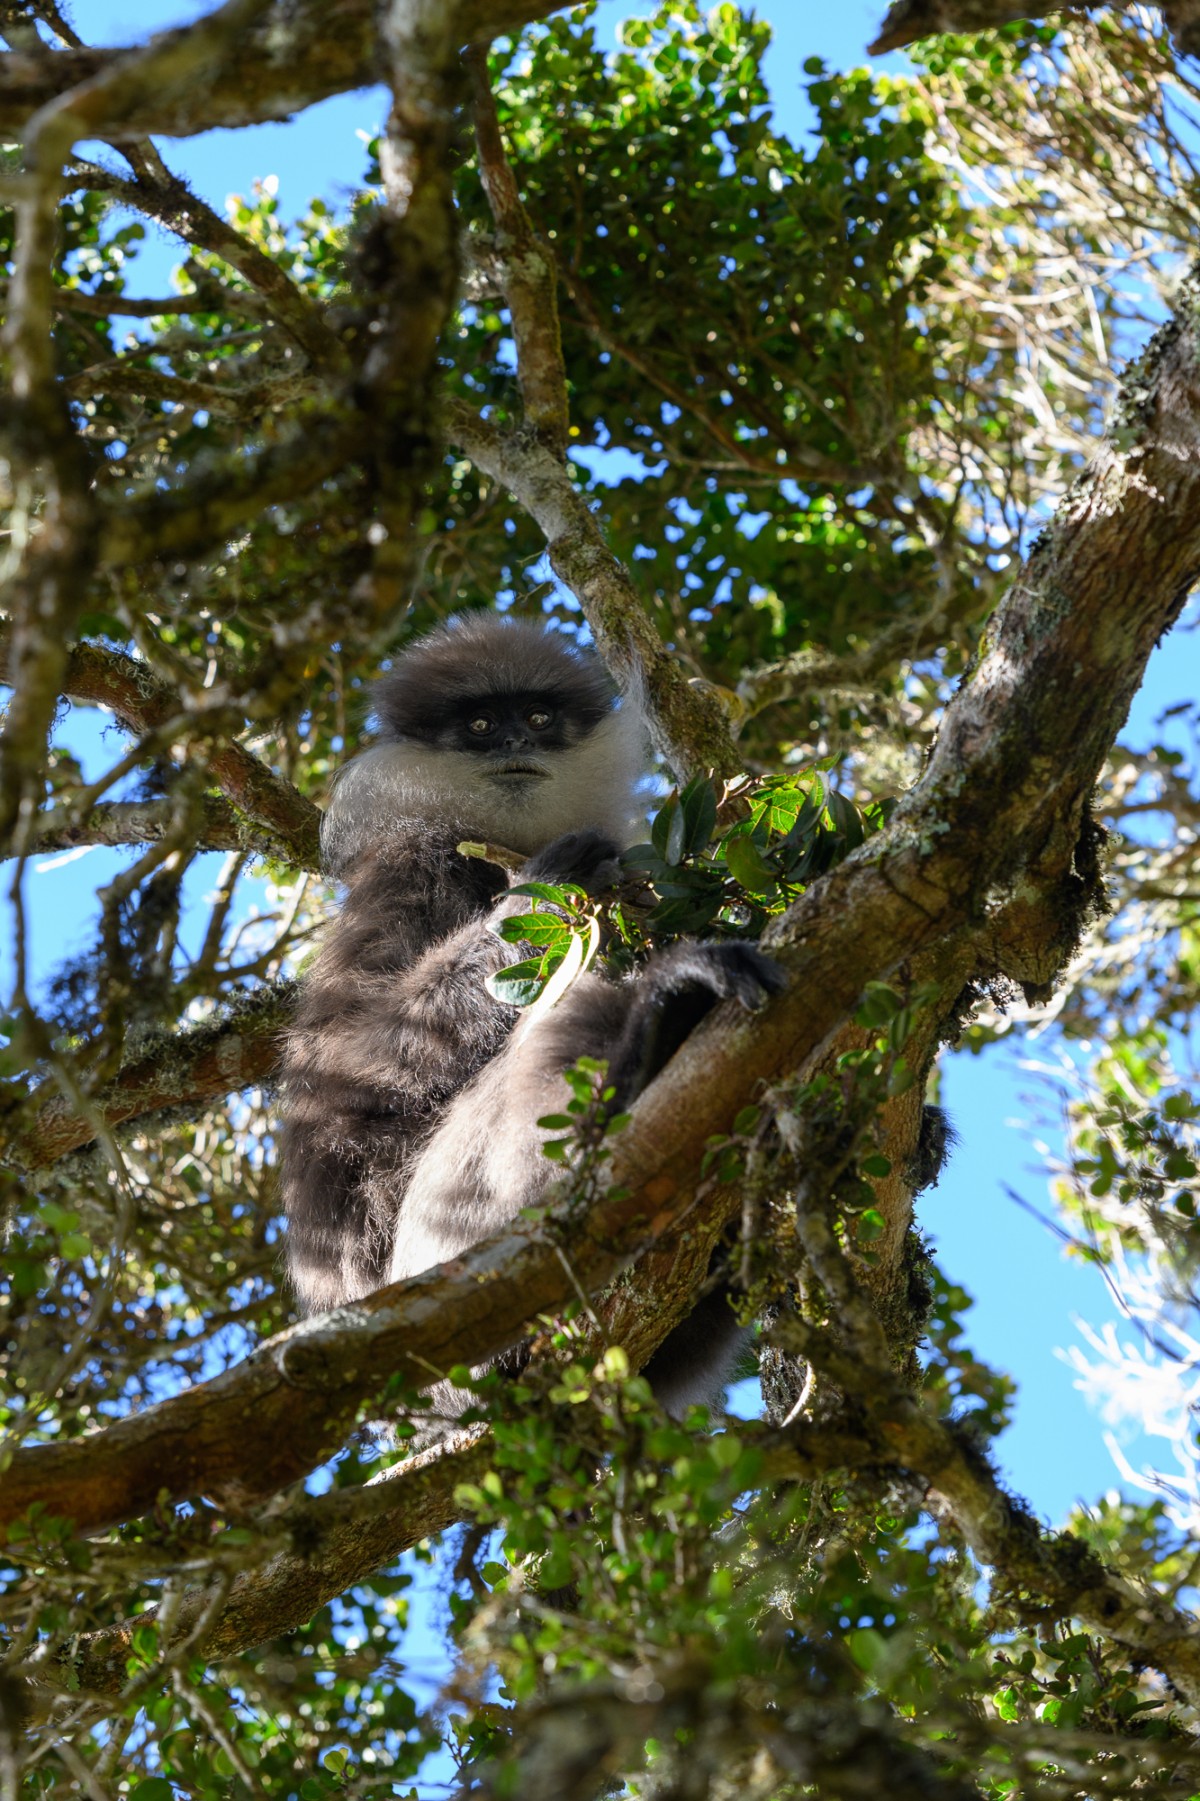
[280,613,782,1424]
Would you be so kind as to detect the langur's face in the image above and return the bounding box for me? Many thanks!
[321,625,648,870]
[436,689,581,789]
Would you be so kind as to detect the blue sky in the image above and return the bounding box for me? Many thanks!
[14,0,1200,1532]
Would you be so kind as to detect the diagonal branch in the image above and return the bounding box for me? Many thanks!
[48,1430,497,1698]
[466,45,570,452]
[457,52,744,779]
[0,980,293,1171]
[70,159,343,372]
[443,398,742,780]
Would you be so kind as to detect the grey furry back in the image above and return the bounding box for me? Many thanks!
[279,827,513,1312]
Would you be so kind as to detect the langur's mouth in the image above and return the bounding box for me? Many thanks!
[489,761,552,778]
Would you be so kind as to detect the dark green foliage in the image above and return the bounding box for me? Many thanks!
[618,768,892,937]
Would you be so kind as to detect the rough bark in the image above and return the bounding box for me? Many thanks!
[870,0,1200,57]
[51,1431,496,1697]
[0,984,292,1172]
[12,795,255,859]
[0,0,575,141]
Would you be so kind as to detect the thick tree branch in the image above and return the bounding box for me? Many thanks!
[47,1430,495,1697]
[17,795,252,858]
[0,18,357,137]
[8,0,276,177]
[0,0,576,140]
[443,398,742,780]
[869,0,1200,56]
[31,1404,866,1700]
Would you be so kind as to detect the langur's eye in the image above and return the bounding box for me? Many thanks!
[467,716,494,735]
[526,709,552,730]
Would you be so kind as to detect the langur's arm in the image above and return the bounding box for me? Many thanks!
[607,941,787,1106]
[280,829,621,1311]
[325,826,622,1081]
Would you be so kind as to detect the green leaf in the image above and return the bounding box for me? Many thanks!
[652,796,688,866]
[523,924,592,1021]
[508,880,581,904]
[498,913,570,947]
[856,982,903,1027]
[651,796,678,861]
[680,775,718,854]
[725,834,775,895]
[487,957,549,1007]
[826,789,866,849]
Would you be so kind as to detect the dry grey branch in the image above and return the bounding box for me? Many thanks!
[443,397,742,779]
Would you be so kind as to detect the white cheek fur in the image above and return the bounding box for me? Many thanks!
[321,702,649,872]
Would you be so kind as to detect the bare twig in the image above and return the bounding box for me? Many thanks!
[466,45,570,451]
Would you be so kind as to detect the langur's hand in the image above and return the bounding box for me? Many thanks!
[517,829,622,893]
